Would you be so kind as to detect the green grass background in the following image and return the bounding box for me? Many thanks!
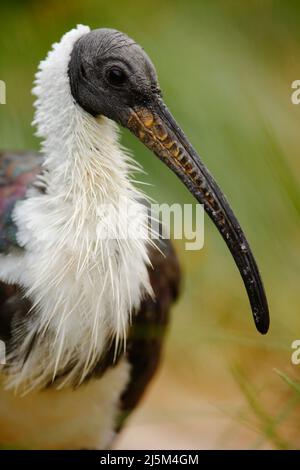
[0,0,300,448]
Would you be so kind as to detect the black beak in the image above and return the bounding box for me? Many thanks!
[126,98,269,334]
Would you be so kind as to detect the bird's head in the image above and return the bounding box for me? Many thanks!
[68,28,269,334]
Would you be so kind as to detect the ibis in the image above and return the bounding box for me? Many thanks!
[0,26,269,449]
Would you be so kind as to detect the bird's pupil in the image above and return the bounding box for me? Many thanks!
[107,67,127,86]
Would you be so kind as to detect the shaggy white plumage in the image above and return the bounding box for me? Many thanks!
[0,25,153,394]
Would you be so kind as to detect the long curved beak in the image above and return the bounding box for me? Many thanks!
[126,98,269,334]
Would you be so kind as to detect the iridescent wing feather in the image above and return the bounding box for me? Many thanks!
[0,151,42,253]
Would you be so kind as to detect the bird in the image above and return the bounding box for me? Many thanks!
[0,25,269,449]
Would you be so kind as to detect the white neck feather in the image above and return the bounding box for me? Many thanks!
[2,25,153,393]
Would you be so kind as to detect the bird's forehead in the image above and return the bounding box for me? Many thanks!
[77,28,155,71]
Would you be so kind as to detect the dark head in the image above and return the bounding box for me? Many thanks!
[69,28,159,123]
[68,28,269,334]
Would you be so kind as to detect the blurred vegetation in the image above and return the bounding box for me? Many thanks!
[0,0,300,449]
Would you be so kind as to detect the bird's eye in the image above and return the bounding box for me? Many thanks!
[106,67,127,87]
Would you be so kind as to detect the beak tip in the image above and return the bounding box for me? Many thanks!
[255,310,270,335]
[258,323,269,335]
